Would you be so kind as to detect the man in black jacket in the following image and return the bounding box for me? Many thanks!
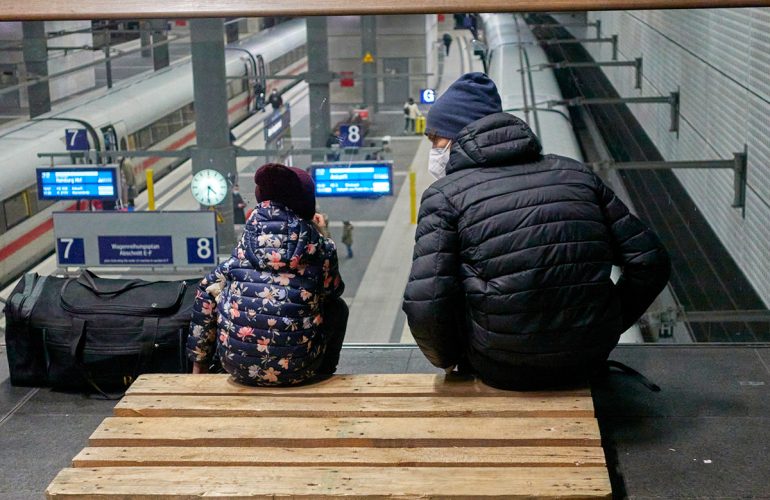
[402,73,670,389]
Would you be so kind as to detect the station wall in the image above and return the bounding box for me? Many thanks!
[587,8,770,307]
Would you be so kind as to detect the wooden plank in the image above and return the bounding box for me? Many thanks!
[5,0,770,22]
[46,466,612,498]
[125,373,591,398]
[73,446,607,468]
[89,417,601,447]
[114,394,595,418]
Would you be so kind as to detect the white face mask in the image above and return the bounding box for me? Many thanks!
[428,142,451,180]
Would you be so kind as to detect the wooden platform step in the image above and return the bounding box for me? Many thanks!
[47,373,611,498]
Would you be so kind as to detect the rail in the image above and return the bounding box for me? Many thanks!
[1,0,770,21]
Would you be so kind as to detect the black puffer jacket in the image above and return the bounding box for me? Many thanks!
[403,113,670,387]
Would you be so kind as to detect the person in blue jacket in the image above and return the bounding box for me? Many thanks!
[188,163,347,386]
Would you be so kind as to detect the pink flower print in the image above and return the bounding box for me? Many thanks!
[289,255,300,270]
[247,308,257,319]
[261,367,281,383]
[201,300,214,316]
[300,289,313,302]
[237,326,255,340]
[306,243,317,255]
[275,273,294,286]
[248,365,260,379]
[258,287,278,305]
[278,358,290,370]
[191,346,208,361]
[256,337,270,353]
[267,318,277,329]
[218,331,228,343]
[313,314,323,326]
[257,233,273,246]
[302,318,313,330]
[237,247,246,260]
[229,301,240,318]
[266,251,285,270]
[290,232,298,241]
[195,290,204,300]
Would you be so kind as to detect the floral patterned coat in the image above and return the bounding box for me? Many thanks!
[187,201,344,385]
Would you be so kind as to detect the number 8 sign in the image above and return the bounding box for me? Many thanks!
[340,124,363,148]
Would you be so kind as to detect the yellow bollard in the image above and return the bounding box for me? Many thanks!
[415,115,426,135]
[145,169,155,211]
[409,171,417,224]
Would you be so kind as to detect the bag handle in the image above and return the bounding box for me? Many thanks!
[69,318,125,400]
[77,269,149,296]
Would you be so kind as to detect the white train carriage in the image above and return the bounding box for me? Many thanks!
[0,19,306,287]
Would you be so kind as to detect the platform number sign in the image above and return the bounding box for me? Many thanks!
[186,237,216,264]
[56,237,85,265]
[420,88,436,104]
[64,129,89,151]
[339,124,363,148]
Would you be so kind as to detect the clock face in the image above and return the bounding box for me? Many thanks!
[191,169,228,206]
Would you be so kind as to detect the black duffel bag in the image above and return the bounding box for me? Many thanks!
[3,270,197,394]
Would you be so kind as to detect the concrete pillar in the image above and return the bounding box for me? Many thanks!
[151,19,169,70]
[22,21,50,117]
[361,16,377,112]
[140,20,152,58]
[307,17,332,162]
[189,18,237,251]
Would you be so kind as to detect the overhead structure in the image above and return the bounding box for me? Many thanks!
[1,0,769,20]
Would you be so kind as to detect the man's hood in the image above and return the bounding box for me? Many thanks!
[446,112,542,175]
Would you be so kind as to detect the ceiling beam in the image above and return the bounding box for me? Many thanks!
[1,0,769,21]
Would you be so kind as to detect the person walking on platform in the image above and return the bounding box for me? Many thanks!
[341,220,354,258]
[403,97,422,134]
[442,33,453,56]
[188,163,348,386]
[231,184,247,224]
[268,88,283,111]
[402,72,671,390]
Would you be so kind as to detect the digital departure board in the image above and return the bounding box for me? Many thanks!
[36,166,120,200]
[312,162,393,197]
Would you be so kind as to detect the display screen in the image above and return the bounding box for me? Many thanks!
[36,167,120,200]
[312,162,393,197]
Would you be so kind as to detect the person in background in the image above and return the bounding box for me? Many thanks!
[326,130,341,161]
[402,72,671,390]
[268,89,283,111]
[232,184,246,225]
[342,221,354,259]
[442,33,453,56]
[119,157,136,209]
[403,97,422,134]
[188,163,348,386]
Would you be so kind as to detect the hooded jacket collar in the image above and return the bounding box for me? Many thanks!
[446,112,542,175]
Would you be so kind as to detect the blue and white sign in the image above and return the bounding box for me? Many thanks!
[312,162,393,197]
[263,103,291,144]
[37,166,120,200]
[56,237,85,265]
[339,124,364,148]
[420,88,436,104]
[53,211,217,268]
[98,236,173,265]
[186,237,216,265]
[65,128,89,151]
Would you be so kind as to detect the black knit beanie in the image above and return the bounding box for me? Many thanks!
[425,72,503,140]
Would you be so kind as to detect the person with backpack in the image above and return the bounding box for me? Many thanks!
[402,73,671,390]
[403,97,422,134]
[188,163,348,386]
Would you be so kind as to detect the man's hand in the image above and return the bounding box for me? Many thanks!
[192,362,209,374]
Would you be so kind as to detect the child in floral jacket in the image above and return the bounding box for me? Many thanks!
[187,163,347,385]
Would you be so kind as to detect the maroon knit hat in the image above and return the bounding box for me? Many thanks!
[254,163,316,220]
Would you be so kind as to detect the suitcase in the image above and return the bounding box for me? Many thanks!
[3,270,197,394]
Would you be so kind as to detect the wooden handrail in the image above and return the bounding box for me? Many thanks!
[1,0,769,21]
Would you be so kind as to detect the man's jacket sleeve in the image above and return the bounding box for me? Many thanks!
[402,186,464,368]
[595,174,672,331]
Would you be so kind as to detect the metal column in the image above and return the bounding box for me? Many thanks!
[151,20,170,70]
[21,21,50,117]
[361,15,378,112]
[307,16,332,162]
[189,18,237,251]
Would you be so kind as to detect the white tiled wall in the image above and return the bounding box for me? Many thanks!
[587,8,770,306]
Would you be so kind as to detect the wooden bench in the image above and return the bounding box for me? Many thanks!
[46,373,611,498]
